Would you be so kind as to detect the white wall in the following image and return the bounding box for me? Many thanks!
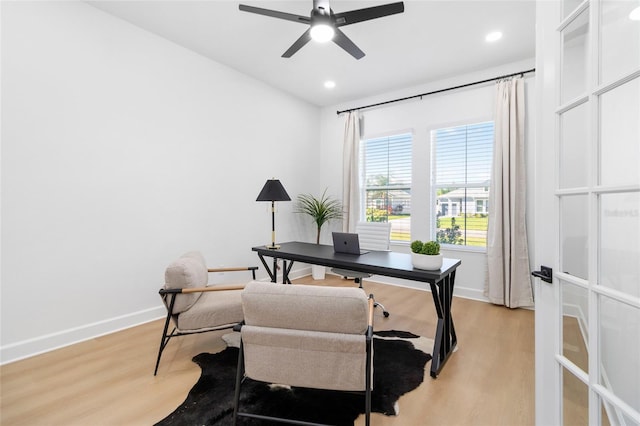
[319,59,537,301]
[0,1,320,363]
[0,2,541,363]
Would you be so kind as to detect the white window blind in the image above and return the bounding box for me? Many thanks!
[431,122,494,247]
[361,133,412,242]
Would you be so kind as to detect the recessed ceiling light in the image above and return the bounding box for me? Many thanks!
[485,31,503,42]
[324,80,336,89]
[630,6,640,20]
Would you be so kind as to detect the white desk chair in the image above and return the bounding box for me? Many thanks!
[332,221,392,317]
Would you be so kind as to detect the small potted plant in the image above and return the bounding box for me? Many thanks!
[410,240,443,270]
[295,189,343,279]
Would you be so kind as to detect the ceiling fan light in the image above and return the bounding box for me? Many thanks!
[310,24,335,43]
[485,31,503,42]
[630,6,640,20]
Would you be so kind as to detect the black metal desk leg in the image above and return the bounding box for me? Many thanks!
[256,253,276,283]
[283,260,294,284]
[445,272,457,350]
[273,257,278,283]
[428,271,458,378]
[429,280,445,378]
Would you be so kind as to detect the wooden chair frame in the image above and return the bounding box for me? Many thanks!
[154,266,257,375]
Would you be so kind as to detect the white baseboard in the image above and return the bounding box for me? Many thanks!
[0,306,165,365]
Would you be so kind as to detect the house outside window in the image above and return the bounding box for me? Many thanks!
[360,133,412,242]
[431,122,494,248]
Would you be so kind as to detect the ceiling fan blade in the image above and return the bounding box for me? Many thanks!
[282,28,313,58]
[333,28,365,60]
[239,4,310,24]
[333,2,404,27]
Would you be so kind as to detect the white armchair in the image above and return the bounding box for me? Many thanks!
[233,281,375,425]
[155,251,257,375]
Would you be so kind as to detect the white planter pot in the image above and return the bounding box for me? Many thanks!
[411,252,443,270]
[311,264,326,280]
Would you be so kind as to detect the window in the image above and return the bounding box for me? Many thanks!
[476,198,488,214]
[360,133,412,242]
[431,122,493,247]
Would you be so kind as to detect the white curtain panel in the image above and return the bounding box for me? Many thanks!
[486,78,534,308]
[342,111,361,232]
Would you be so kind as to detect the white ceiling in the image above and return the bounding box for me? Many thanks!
[88,0,536,107]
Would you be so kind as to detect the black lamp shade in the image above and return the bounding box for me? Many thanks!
[256,179,291,202]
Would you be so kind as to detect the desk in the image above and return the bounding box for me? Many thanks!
[252,241,461,378]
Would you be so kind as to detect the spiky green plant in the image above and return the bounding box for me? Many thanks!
[295,189,343,244]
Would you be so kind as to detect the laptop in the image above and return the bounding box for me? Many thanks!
[332,232,369,255]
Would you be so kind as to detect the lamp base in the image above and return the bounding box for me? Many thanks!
[266,244,281,250]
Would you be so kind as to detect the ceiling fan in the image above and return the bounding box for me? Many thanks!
[238,0,405,60]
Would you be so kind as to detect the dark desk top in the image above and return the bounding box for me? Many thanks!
[252,241,461,284]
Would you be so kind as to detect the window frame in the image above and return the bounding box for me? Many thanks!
[359,131,413,243]
[429,120,494,252]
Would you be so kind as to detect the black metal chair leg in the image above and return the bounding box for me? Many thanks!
[356,277,390,318]
[374,301,390,318]
[154,294,177,376]
[154,339,165,376]
[233,339,245,425]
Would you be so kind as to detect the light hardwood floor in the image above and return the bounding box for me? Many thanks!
[1,276,535,425]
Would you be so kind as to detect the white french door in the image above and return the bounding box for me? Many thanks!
[535,0,640,425]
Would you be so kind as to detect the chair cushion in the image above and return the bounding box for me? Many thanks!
[241,325,367,391]
[242,281,369,335]
[164,252,208,313]
[176,288,243,332]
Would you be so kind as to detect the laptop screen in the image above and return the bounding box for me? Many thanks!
[332,232,368,255]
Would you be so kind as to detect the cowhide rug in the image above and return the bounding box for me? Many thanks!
[156,330,432,426]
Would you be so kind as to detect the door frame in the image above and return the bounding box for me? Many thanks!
[534,2,562,424]
[534,1,640,424]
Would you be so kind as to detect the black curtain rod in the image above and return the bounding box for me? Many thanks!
[336,68,536,115]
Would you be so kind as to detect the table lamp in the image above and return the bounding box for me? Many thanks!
[256,179,291,249]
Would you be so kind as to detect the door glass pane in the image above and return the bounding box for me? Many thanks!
[562,9,590,103]
[600,192,640,298]
[600,77,640,187]
[562,280,589,371]
[560,103,590,189]
[601,0,640,84]
[563,366,588,425]
[561,195,589,279]
[599,294,640,412]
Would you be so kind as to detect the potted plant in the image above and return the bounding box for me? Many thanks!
[410,240,443,270]
[295,189,343,279]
